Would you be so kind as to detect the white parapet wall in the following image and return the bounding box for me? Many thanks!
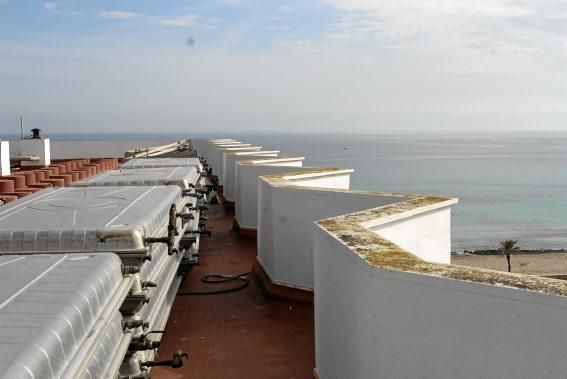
[363,203,452,264]
[196,139,239,167]
[280,171,352,189]
[215,146,263,185]
[312,196,567,379]
[0,141,10,176]
[234,157,305,231]
[223,151,280,203]
[20,138,51,166]
[257,170,411,290]
[206,142,251,174]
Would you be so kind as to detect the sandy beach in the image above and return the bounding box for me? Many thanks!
[452,252,567,276]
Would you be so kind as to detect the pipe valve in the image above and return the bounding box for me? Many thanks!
[144,204,178,255]
[182,190,203,198]
[124,319,149,330]
[176,212,194,220]
[129,331,166,352]
[141,351,188,369]
[142,281,157,289]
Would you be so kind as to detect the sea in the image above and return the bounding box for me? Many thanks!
[3,131,567,251]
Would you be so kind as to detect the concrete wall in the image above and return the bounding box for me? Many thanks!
[234,159,304,230]
[223,152,280,202]
[252,158,305,167]
[206,143,248,173]
[313,226,567,379]
[214,147,262,185]
[197,140,240,167]
[258,182,404,290]
[366,206,452,264]
[206,142,250,174]
[283,172,350,189]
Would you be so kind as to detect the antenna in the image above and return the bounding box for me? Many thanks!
[20,115,23,139]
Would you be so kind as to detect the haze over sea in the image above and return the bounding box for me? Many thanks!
[3,131,565,251]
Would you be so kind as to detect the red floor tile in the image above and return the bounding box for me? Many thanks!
[153,205,315,378]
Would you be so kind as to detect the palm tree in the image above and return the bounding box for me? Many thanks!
[499,240,520,272]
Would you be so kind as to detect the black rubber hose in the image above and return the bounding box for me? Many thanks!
[177,271,252,296]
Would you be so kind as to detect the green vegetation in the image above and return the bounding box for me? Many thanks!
[499,240,521,272]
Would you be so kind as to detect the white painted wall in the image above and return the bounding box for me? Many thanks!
[214,147,262,185]
[234,159,305,230]
[314,229,567,378]
[0,141,10,176]
[368,207,452,264]
[20,138,51,166]
[199,140,240,166]
[207,143,250,174]
[199,140,220,163]
[258,181,404,290]
[250,158,305,167]
[223,152,280,202]
[283,172,351,189]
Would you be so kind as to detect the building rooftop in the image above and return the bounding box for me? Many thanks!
[153,205,315,378]
[2,136,567,378]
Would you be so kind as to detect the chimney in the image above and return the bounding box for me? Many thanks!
[0,141,10,176]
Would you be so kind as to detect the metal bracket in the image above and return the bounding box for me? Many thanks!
[144,204,178,255]
[182,189,204,198]
[176,212,194,220]
[129,331,166,352]
[190,229,212,238]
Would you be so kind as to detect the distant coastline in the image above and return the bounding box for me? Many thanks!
[454,249,567,255]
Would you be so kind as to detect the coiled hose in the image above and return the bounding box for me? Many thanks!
[177,271,252,296]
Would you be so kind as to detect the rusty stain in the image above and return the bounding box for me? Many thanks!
[96,230,134,242]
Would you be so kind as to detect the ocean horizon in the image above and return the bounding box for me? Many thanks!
[3,130,565,251]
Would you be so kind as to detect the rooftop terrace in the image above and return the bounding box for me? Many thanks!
[2,136,567,378]
[154,205,315,378]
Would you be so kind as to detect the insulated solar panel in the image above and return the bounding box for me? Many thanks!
[69,167,199,190]
[0,254,133,379]
[120,157,201,170]
[0,186,185,257]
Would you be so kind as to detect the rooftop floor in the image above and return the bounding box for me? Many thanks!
[153,204,315,378]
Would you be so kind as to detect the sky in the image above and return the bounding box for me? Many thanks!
[0,0,566,134]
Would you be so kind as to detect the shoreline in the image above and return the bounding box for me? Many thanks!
[453,249,567,256]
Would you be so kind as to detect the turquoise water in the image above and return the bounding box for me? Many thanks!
[227,132,567,251]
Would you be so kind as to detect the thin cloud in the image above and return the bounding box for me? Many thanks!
[99,10,142,20]
[43,2,82,16]
[98,10,198,27]
[159,14,198,26]
[44,2,59,11]
[325,0,567,57]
